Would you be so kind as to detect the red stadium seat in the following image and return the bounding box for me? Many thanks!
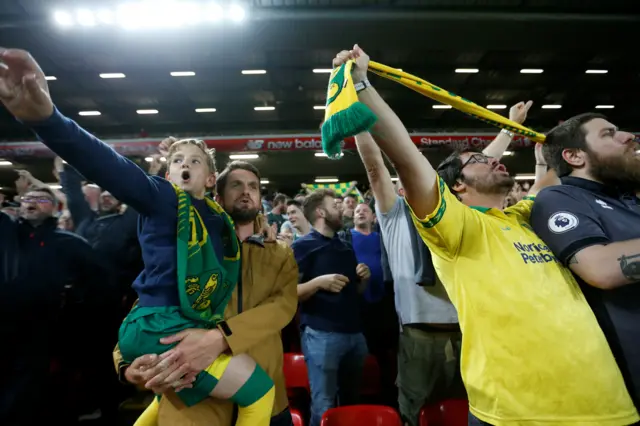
[283,353,309,398]
[291,407,305,426]
[361,355,382,396]
[320,405,402,426]
[419,399,469,426]
[440,399,468,425]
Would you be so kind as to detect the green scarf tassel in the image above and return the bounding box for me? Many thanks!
[321,61,377,160]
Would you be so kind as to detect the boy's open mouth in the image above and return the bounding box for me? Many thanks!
[181,170,191,181]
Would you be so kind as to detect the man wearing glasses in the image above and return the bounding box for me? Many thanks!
[332,45,639,425]
[1,186,113,425]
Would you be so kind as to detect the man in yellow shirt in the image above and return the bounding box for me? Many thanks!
[331,45,639,425]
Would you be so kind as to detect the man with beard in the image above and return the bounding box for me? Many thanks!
[530,113,640,405]
[116,160,298,426]
[331,45,639,425]
[293,189,371,426]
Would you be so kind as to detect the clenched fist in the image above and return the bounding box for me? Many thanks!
[0,48,54,122]
[332,44,369,83]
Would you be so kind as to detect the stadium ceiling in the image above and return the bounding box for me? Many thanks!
[0,0,638,192]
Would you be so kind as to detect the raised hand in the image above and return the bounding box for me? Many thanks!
[0,48,53,121]
[332,44,369,83]
[509,101,533,125]
[534,142,546,166]
[158,136,178,157]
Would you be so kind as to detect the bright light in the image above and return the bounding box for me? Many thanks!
[433,105,452,109]
[206,3,224,21]
[100,73,126,79]
[260,179,270,185]
[171,71,195,77]
[195,108,217,113]
[0,160,13,166]
[78,111,101,116]
[520,69,544,74]
[455,68,479,73]
[503,151,514,156]
[242,70,267,75]
[515,174,535,181]
[313,69,333,74]
[136,109,159,114]
[144,157,153,162]
[229,154,259,160]
[315,177,339,183]
[315,152,343,158]
[45,76,57,81]
[595,105,615,109]
[541,105,562,109]
[254,106,275,111]
[228,4,246,22]
[314,106,326,110]
[97,9,114,24]
[48,184,63,189]
[487,104,507,110]
[54,11,73,27]
[76,9,96,26]
[390,177,399,182]
[586,69,608,74]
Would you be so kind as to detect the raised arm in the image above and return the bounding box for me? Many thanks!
[336,46,438,220]
[0,48,167,216]
[528,144,560,196]
[57,160,94,227]
[354,132,397,214]
[482,101,532,159]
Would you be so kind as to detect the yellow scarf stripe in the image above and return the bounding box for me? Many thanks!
[306,182,364,203]
[367,61,546,143]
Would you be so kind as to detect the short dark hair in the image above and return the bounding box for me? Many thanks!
[303,189,335,224]
[273,193,287,206]
[436,147,484,193]
[286,199,302,209]
[345,193,358,201]
[215,160,261,198]
[543,113,607,177]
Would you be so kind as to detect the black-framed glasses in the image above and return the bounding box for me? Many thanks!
[21,196,53,204]
[461,153,493,170]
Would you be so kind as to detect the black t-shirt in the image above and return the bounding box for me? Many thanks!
[531,176,640,402]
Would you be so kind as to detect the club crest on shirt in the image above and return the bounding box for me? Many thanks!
[548,212,579,234]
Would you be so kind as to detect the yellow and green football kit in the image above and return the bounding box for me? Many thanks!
[407,176,638,425]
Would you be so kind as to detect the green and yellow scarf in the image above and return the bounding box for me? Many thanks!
[174,185,240,326]
[322,59,546,158]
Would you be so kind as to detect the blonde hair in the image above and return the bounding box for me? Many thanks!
[167,138,217,173]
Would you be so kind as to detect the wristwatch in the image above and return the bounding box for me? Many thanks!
[501,128,515,138]
[354,79,372,93]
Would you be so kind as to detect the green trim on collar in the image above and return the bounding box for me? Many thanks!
[523,195,536,201]
[470,206,491,213]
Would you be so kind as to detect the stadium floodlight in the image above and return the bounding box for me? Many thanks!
[78,111,101,116]
[171,71,196,77]
[455,68,479,73]
[205,3,224,21]
[315,177,339,183]
[541,104,562,109]
[76,9,96,26]
[228,4,246,22]
[254,106,275,111]
[229,154,259,160]
[137,109,159,114]
[96,9,114,24]
[45,76,57,81]
[432,105,452,109]
[54,11,73,27]
[195,108,217,113]
[487,105,507,109]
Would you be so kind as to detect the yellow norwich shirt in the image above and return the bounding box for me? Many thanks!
[407,176,638,426]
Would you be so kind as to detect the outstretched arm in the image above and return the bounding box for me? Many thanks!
[335,46,439,220]
[482,101,533,159]
[355,132,397,214]
[0,48,169,216]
